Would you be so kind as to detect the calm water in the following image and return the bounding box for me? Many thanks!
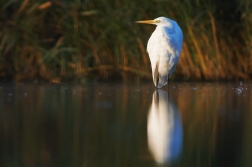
[1,82,252,167]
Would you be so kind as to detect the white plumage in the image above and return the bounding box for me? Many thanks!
[137,17,183,88]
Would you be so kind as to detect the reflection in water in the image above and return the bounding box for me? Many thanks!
[147,89,183,165]
[1,82,252,166]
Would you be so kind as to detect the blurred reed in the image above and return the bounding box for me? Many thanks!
[0,0,251,82]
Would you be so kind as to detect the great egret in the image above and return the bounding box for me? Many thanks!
[136,17,183,88]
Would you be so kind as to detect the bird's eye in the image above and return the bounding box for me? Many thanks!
[156,20,160,23]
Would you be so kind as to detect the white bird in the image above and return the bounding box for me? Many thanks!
[136,17,183,88]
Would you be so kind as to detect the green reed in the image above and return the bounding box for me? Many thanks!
[0,0,251,82]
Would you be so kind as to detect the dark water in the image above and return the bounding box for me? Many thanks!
[0,82,252,167]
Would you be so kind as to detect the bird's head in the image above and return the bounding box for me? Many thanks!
[136,16,173,27]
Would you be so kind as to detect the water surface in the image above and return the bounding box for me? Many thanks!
[0,82,252,167]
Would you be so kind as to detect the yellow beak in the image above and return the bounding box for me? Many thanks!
[136,20,156,24]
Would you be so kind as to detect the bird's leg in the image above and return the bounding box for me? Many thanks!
[155,73,159,89]
[167,76,170,91]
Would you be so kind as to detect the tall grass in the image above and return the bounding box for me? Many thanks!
[0,0,251,82]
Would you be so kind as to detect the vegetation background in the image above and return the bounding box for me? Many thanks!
[0,0,251,82]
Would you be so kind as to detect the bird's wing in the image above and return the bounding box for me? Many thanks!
[160,27,181,78]
[147,31,161,87]
[147,26,182,87]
